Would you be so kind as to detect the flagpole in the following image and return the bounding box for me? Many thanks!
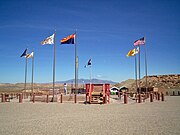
[24,55,28,91]
[52,31,56,102]
[76,56,79,94]
[138,45,141,93]
[90,62,92,84]
[75,30,78,94]
[144,37,148,94]
[135,53,138,92]
[31,50,34,95]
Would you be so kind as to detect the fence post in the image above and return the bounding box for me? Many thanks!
[32,93,35,103]
[161,92,164,101]
[124,93,128,104]
[150,93,153,102]
[19,93,22,103]
[46,94,49,103]
[61,94,63,103]
[157,93,160,101]
[74,94,77,103]
[1,93,5,102]
[85,93,87,104]
[138,94,141,103]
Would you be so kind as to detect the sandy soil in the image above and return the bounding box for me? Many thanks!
[0,96,180,135]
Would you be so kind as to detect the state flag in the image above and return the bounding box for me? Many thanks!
[41,34,54,45]
[126,49,136,57]
[20,48,28,57]
[61,33,76,44]
[26,52,34,58]
[126,47,139,57]
[84,59,92,68]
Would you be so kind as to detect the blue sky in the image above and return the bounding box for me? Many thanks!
[0,0,180,83]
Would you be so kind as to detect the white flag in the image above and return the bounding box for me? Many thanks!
[41,34,54,45]
[135,47,139,54]
[26,52,34,58]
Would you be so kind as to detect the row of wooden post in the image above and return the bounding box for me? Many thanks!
[1,93,77,103]
[31,93,77,103]
[2,92,164,104]
[123,92,165,104]
[1,93,23,103]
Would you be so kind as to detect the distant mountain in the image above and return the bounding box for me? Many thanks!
[56,78,117,84]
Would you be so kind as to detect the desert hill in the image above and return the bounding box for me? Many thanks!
[115,74,180,91]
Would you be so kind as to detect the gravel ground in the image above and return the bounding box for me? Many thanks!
[0,96,180,135]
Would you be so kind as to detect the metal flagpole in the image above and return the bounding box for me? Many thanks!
[138,45,141,93]
[144,37,148,94]
[89,62,92,95]
[135,52,138,92]
[52,31,56,102]
[76,56,79,94]
[90,61,92,84]
[75,31,78,94]
[31,50,34,95]
[24,54,28,91]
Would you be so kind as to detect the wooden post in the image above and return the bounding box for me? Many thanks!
[161,92,164,101]
[157,93,160,101]
[46,94,49,103]
[85,93,87,104]
[1,93,5,102]
[32,93,35,103]
[74,94,77,103]
[124,93,128,104]
[150,93,153,102]
[61,94,63,103]
[19,93,22,103]
[138,94,141,103]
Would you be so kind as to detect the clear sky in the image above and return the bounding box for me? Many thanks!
[0,0,180,83]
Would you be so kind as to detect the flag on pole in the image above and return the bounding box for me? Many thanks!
[40,34,54,45]
[135,47,139,54]
[84,59,92,68]
[134,37,145,46]
[20,48,28,57]
[126,49,136,57]
[26,52,34,58]
[126,47,139,57]
[61,33,76,44]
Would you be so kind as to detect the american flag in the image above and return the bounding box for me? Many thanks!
[134,37,145,46]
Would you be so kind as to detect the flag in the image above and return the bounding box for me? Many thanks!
[87,59,91,65]
[126,47,139,57]
[20,48,27,57]
[41,34,54,45]
[61,33,76,44]
[134,37,145,46]
[126,49,136,57]
[84,59,91,68]
[26,52,34,58]
[135,47,139,54]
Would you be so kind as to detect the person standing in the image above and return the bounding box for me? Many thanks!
[64,83,67,95]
